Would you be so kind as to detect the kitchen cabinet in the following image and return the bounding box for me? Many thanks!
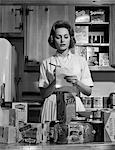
[109,5,115,67]
[0,5,23,33]
[25,5,74,63]
[22,5,74,102]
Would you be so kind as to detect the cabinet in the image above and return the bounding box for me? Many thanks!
[74,6,114,71]
[110,5,115,67]
[25,5,74,63]
[0,5,23,33]
[23,5,74,101]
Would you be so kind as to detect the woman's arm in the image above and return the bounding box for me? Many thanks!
[65,76,92,96]
[39,79,56,99]
[73,79,92,96]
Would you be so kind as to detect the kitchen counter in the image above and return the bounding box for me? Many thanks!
[0,143,115,150]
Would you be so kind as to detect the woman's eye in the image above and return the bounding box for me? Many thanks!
[65,36,69,39]
[55,35,69,39]
[55,36,60,39]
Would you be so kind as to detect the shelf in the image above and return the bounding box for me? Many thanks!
[75,43,109,47]
[89,66,115,71]
[75,22,109,25]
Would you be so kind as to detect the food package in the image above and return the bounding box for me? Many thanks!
[75,10,90,23]
[0,126,16,143]
[49,121,68,144]
[12,102,28,125]
[64,93,76,124]
[102,109,115,142]
[68,121,95,143]
[1,108,16,126]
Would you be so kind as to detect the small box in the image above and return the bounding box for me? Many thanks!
[90,9,105,23]
[2,109,16,126]
[12,102,28,126]
[99,53,109,67]
[81,97,92,108]
[64,93,76,124]
[102,109,115,142]
[93,97,103,108]
[0,126,16,143]
[75,26,89,44]
[75,46,87,59]
[87,47,99,66]
[75,10,90,23]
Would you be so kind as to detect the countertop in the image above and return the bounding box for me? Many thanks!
[0,143,115,150]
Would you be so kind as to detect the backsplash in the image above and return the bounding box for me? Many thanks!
[91,82,115,97]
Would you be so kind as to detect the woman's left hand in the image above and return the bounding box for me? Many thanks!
[64,75,78,85]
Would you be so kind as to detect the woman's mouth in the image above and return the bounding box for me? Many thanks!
[60,44,66,47]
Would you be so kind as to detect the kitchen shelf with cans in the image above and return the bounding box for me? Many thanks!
[74,6,113,71]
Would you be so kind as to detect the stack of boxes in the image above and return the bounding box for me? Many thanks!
[0,102,42,144]
[0,108,16,143]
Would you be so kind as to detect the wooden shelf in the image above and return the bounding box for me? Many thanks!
[89,66,115,71]
[75,22,109,25]
[75,43,109,47]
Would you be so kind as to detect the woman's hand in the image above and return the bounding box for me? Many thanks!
[64,75,78,85]
[64,75,92,96]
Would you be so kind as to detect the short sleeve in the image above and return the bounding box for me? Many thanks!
[38,62,49,88]
[81,58,93,87]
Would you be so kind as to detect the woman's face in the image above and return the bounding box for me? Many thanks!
[54,27,70,53]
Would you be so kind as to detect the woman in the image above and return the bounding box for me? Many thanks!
[38,20,93,123]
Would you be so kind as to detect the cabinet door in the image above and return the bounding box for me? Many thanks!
[0,8,2,32]
[1,5,22,33]
[109,5,115,67]
[25,5,74,62]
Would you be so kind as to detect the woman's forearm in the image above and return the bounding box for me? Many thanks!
[74,80,92,96]
[39,79,56,99]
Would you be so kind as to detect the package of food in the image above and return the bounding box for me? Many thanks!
[49,121,68,144]
[68,121,95,143]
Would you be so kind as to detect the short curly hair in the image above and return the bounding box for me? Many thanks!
[48,20,76,49]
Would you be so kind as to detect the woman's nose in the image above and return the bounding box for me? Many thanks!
[61,37,64,42]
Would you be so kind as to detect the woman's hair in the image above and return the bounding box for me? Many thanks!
[48,20,76,49]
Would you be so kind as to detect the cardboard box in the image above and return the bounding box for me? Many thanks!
[90,9,105,23]
[64,93,76,124]
[2,109,16,126]
[75,9,90,23]
[87,47,99,66]
[93,97,103,108]
[102,109,115,142]
[12,102,28,126]
[99,53,109,67]
[75,26,89,44]
[0,126,16,143]
[81,97,92,108]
